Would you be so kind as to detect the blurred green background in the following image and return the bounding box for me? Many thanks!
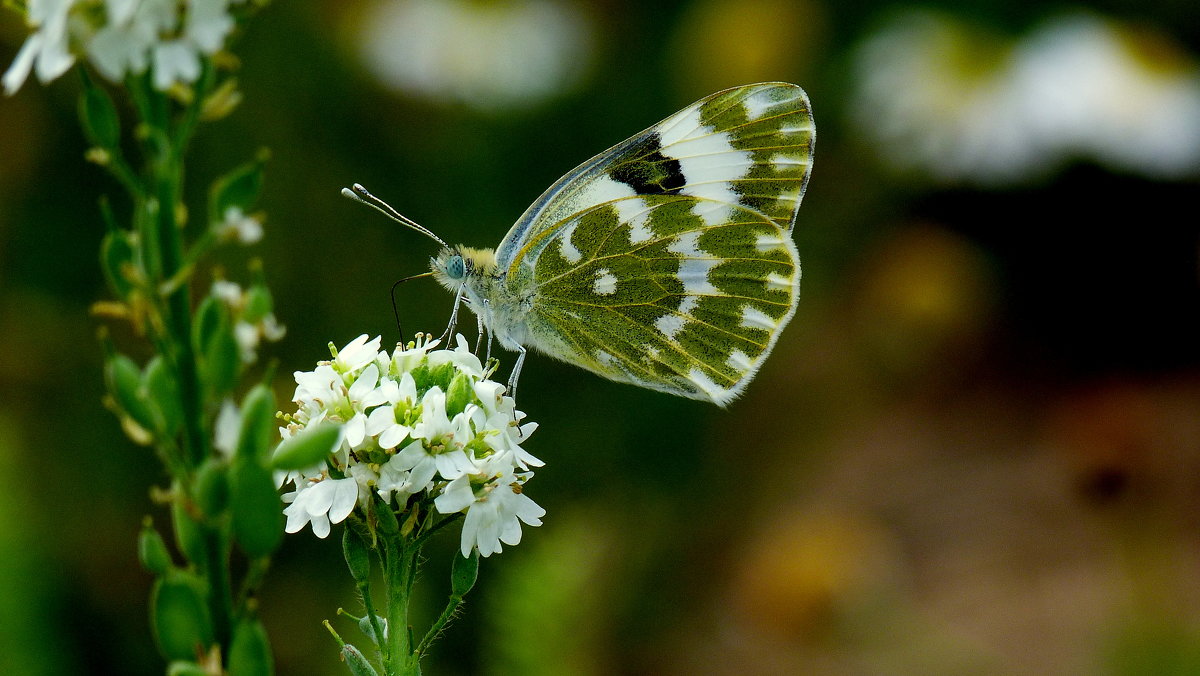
[3,0,1200,674]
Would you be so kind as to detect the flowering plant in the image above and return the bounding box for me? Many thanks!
[274,334,547,674]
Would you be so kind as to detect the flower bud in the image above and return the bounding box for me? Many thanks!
[138,521,173,575]
[342,526,372,584]
[236,384,276,463]
[230,459,284,558]
[228,618,274,676]
[341,644,380,676]
[151,571,213,662]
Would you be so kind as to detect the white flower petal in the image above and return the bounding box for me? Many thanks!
[378,423,411,450]
[328,478,359,523]
[2,33,42,95]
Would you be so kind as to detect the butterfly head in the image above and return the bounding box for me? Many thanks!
[431,245,498,292]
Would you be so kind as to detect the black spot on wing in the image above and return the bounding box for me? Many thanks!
[608,133,686,196]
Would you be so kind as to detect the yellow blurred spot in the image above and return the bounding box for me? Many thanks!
[852,224,996,377]
[670,0,826,96]
[731,510,894,638]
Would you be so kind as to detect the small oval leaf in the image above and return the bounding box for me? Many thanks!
[228,618,274,676]
[271,423,341,471]
[230,459,284,557]
[151,572,213,662]
[236,384,276,463]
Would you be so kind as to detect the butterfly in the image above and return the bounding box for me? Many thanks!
[345,82,814,406]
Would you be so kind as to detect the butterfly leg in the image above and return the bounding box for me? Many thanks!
[507,344,528,437]
[507,344,527,402]
[439,286,465,344]
[473,308,486,356]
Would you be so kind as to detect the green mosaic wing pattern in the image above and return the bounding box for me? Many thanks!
[496,82,815,269]
[499,83,814,404]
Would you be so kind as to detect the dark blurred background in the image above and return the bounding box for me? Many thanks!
[2,1,1199,674]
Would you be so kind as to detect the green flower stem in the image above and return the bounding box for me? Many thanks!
[127,62,237,652]
[384,536,422,676]
[417,594,463,657]
[358,579,388,664]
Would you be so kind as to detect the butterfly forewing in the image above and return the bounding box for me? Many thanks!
[494,83,813,405]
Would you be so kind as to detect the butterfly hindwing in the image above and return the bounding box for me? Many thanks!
[494,83,813,404]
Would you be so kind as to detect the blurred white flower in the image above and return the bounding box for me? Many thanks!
[3,0,78,95]
[357,0,592,111]
[5,0,247,95]
[851,10,1200,184]
[216,206,263,244]
[279,333,545,553]
[209,279,286,365]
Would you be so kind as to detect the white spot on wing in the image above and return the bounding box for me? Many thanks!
[686,367,734,405]
[727,349,753,371]
[755,233,789,252]
[765,272,792,291]
[690,200,733,226]
[613,197,654,244]
[669,231,719,294]
[655,314,686,340]
[559,221,582,263]
[593,268,617,295]
[578,175,638,208]
[744,86,804,121]
[679,295,700,314]
[654,108,754,204]
[740,305,777,330]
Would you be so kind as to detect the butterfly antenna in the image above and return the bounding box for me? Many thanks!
[390,271,435,344]
[341,183,449,248]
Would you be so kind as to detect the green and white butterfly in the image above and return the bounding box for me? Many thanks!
[344,82,814,405]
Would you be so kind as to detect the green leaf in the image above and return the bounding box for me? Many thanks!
[210,154,266,221]
[143,355,182,437]
[342,527,371,584]
[151,571,213,662]
[428,361,456,392]
[202,318,241,399]
[243,282,273,323]
[194,457,229,518]
[78,73,120,149]
[192,295,225,356]
[236,384,276,463]
[138,522,173,575]
[445,371,474,417]
[451,548,480,597]
[228,618,274,676]
[106,353,154,432]
[271,423,340,471]
[99,229,136,299]
[374,495,399,536]
[171,495,206,566]
[229,459,284,558]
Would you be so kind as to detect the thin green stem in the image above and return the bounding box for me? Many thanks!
[417,593,464,657]
[359,580,388,664]
[384,536,422,676]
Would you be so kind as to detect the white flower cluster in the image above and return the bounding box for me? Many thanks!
[4,0,247,96]
[851,11,1200,183]
[279,334,546,558]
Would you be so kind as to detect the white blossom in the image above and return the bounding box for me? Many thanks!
[278,333,546,554]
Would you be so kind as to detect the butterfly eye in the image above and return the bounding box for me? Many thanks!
[446,254,466,280]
